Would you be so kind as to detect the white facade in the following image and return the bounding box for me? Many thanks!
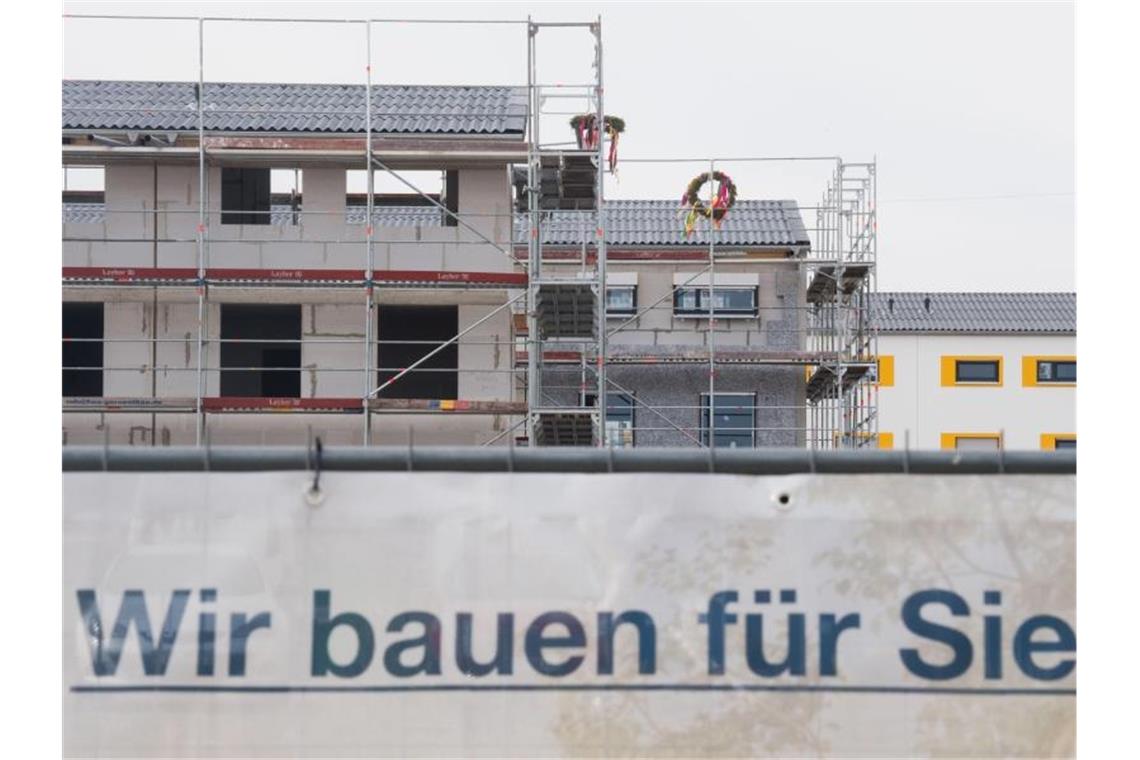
[876,332,1076,451]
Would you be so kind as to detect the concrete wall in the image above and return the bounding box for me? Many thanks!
[877,333,1076,450]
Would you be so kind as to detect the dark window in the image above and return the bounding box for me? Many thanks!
[377,305,458,399]
[701,393,755,448]
[955,360,1000,383]
[1038,360,1076,383]
[443,170,459,227]
[674,287,758,316]
[63,302,103,397]
[1055,438,1077,451]
[220,304,301,397]
[584,392,635,447]
[606,286,637,316]
[221,167,271,225]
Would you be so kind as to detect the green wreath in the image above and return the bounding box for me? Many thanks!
[569,114,626,135]
[683,171,737,221]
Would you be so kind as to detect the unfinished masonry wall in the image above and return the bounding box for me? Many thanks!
[537,259,808,445]
[63,163,519,446]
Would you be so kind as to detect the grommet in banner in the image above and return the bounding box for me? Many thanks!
[305,437,324,507]
[773,490,794,512]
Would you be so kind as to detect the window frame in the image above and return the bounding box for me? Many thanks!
[875,355,895,387]
[940,432,1004,450]
[1022,355,1076,387]
[605,285,638,318]
[700,392,756,448]
[1040,433,1077,451]
[941,355,1003,387]
[583,391,636,448]
[673,286,759,318]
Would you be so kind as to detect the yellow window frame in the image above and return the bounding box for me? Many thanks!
[941,355,1003,387]
[1022,356,1076,387]
[876,355,894,387]
[941,432,1003,450]
[1040,433,1076,451]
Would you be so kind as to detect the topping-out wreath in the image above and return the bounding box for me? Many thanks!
[570,114,625,172]
[680,171,737,237]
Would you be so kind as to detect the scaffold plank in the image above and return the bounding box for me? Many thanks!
[515,349,844,366]
[208,268,365,284]
[62,267,197,284]
[202,397,363,413]
[63,397,197,412]
[367,398,527,414]
[63,267,528,288]
[371,270,527,288]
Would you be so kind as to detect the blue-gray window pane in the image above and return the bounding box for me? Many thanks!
[1038,360,1076,383]
[674,287,757,316]
[606,287,636,315]
[1055,438,1076,450]
[701,394,754,447]
[956,361,999,382]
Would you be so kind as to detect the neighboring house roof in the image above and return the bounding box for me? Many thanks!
[62,80,528,135]
[515,200,810,247]
[61,202,104,224]
[873,292,1076,334]
[345,205,443,227]
[62,201,445,227]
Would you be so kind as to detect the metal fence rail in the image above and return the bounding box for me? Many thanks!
[63,445,1076,474]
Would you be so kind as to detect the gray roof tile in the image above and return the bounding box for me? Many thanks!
[63,200,445,228]
[515,200,810,247]
[346,205,442,227]
[873,292,1076,334]
[63,80,527,135]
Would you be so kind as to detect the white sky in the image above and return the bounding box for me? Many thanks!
[62,0,1074,292]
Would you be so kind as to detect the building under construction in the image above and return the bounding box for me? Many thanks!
[62,15,879,449]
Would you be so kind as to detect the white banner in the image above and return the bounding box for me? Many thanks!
[64,472,1075,758]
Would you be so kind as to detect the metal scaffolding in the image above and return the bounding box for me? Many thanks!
[61,14,880,450]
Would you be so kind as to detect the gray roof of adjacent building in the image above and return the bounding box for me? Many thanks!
[63,79,528,135]
[873,292,1076,334]
[515,200,811,248]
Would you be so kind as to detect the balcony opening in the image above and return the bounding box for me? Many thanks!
[270,168,302,225]
[62,166,106,223]
[377,305,458,399]
[63,302,103,397]
[220,304,301,397]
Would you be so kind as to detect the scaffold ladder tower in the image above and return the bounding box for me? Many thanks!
[525,18,608,446]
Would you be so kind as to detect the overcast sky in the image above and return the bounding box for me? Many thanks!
[63,1,1075,292]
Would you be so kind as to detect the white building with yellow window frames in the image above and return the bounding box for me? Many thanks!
[872,292,1075,451]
